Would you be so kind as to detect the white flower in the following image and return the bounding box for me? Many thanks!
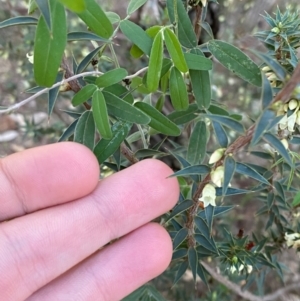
[209,148,226,164]
[285,232,300,249]
[201,0,207,7]
[278,111,297,132]
[288,99,299,111]
[210,166,224,187]
[230,264,253,274]
[26,53,34,64]
[199,184,216,207]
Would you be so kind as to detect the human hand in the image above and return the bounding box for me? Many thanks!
[0,142,179,301]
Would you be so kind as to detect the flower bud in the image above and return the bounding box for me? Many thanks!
[271,27,280,34]
[26,53,34,64]
[288,99,299,111]
[209,148,226,164]
[261,66,271,73]
[199,184,216,207]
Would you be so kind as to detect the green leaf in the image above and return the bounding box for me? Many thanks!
[252,51,287,81]
[96,68,128,88]
[173,261,189,286]
[223,156,236,195]
[36,0,51,31]
[197,263,208,286]
[251,110,275,146]
[165,199,194,223]
[76,0,113,39]
[184,53,212,70]
[166,0,197,48]
[190,69,211,109]
[170,165,211,177]
[187,121,207,165]
[76,46,101,74]
[92,90,112,139]
[34,0,67,87]
[235,162,270,185]
[212,121,228,148]
[48,72,64,117]
[261,73,273,109]
[169,67,189,111]
[72,84,97,106]
[263,133,293,167]
[127,0,148,15]
[172,248,188,260]
[58,0,85,12]
[194,234,218,254]
[0,16,38,28]
[173,228,188,250]
[58,118,79,142]
[164,28,188,73]
[105,12,120,24]
[120,20,152,56]
[103,91,150,124]
[94,121,132,164]
[74,111,95,150]
[194,216,210,239]
[168,103,199,125]
[134,102,181,136]
[292,191,300,207]
[203,114,244,134]
[147,31,163,92]
[215,187,249,196]
[67,32,110,42]
[104,84,134,104]
[188,247,198,282]
[208,40,262,87]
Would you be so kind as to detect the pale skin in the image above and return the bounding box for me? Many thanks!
[0,142,179,301]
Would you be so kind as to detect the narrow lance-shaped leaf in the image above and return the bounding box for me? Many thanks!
[187,121,207,165]
[147,31,163,92]
[76,0,113,39]
[223,156,236,196]
[168,103,199,125]
[184,52,212,71]
[0,17,38,28]
[92,90,112,139]
[170,165,211,177]
[164,28,188,73]
[94,121,132,164]
[188,247,198,282]
[173,261,189,286]
[76,46,101,74]
[48,72,64,117]
[173,228,188,250]
[134,102,181,136]
[208,40,262,87]
[169,67,189,111]
[36,0,51,31]
[190,69,211,109]
[34,0,67,87]
[165,199,194,223]
[103,91,150,124]
[205,204,215,235]
[96,68,128,88]
[235,162,270,185]
[263,133,293,167]
[58,118,79,142]
[166,0,197,48]
[67,32,109,42]
[127,0,148,15]
[203,114,244,134]
[261,73,273,109]
[74,111,95,150]
[212,121,228,148]
[58,0,85,12]
[72,84,97,107]
[120,20,152,56]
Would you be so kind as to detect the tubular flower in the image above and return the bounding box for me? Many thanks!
[210,166,224,187]
[278,99,300,132]
[230,264,253,274]
[199,184,216,207]
[285,232,300,249]
[209,148,226,164]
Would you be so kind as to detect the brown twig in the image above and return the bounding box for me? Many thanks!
[193,5,202,42]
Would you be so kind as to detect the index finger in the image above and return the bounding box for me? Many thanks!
[0,142,99,221]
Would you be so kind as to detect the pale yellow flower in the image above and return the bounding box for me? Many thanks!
[285,232,300,249]
[210,166,224,187]
[199,184,216,207]
[209,148,226,164]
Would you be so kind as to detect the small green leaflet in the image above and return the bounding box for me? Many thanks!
[187,121,207,165]
[72,84,97,106]
[135,102,181,136]
[96,68,128,88]
[74,111,95,150]
[164,28,188,73]
[94,121,132,164]
[169,67,189,111]
[34,0,67,87]
[184,53,212,71]
[127,0,148,15]
[208,40,262,87]
[76,0,113,39]
[0,16,38,28]
[147,31,163,92]
[92,90,112,139]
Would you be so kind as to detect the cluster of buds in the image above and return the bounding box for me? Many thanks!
[277,98,300,133]
[229,263,253,275]
[261,66,281,88]
[199,148,226,208]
